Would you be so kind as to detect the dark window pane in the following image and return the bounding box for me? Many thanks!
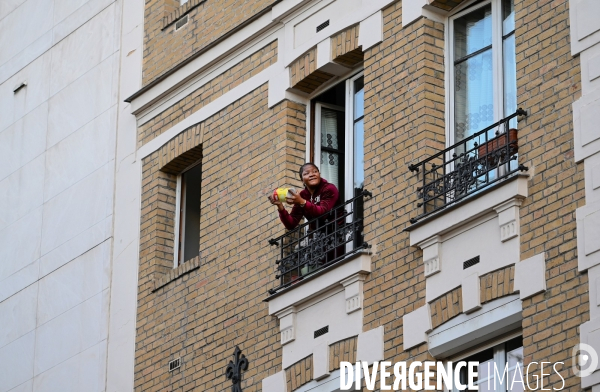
[182,163,201,262]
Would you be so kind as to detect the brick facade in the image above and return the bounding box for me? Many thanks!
[515,0,588,389]
[142,0,276,85]
[139,40,278,147]
[329,336,358,372]
[135,84,306,390]
[133,0,590,390]
[285,356,313,392]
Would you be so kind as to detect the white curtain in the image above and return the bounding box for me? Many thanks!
[320,108,340,189]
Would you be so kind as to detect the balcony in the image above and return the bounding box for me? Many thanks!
[267,190,372,295]
[408,109,528,224]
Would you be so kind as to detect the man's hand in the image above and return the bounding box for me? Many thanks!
[285,189,306,206]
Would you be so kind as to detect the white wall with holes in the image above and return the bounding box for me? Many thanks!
[0,0,142,391]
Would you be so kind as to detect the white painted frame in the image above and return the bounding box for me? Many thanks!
[445,0,508,147]
[312,71,364,204]
[314,102,345,174]
[173,175,183,268]
[173,159,202,268]
[344,71,365,203]
[446,332,523,392]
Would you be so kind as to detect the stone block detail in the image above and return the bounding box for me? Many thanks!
[480,266,515,304]
[328,337,357,372]
[430,287,462,329]
[289,47,334,94]
[331,24,363,68]
[285,356,313,392]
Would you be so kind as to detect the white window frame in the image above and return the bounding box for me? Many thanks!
[445,0,511,146]
[173,160,202,268]
[446,331,524,392]
[312,70,365,203]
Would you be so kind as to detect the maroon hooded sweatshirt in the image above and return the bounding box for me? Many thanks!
[278,178,339,230]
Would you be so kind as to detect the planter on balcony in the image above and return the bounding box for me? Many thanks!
[477,128,519,163]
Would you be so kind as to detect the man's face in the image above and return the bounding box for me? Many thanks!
[302,166,320,188]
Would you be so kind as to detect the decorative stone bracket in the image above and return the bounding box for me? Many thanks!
[494,199,522,242]
[420,236,442,277]
[341,273,368,314]
[276,307,297,345]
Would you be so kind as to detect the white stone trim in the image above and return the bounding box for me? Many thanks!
[341,274,367,314]
[409,174,529,246]
[262,370,287,392]
[137,66,272,159]
[494,198,522,242]
[514,253,546,300]
[427,295,522,358]
[276,306,297,345]
[577,199,600,272]
[581,316,600,388]
[421,235,442,277]
[358,11,383,51]
[281,0,395,67]
[312,342,330,381]
[403,305,432,350]
[462,273,481,314]
[129,12,280,116]
[356,326,384,365]
[574,87,600,163]
[569,0,600,56]
[268,253,371,315]
[402,0,445,27]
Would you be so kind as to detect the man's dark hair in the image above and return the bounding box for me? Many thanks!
[298,163,319,180]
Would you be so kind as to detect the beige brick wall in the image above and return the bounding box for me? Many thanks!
[134,0,590,390]
[289,47,335,94]
[331,24,363,68]
[430,287,462,329]
[480,266,516,304]
[360,1,445,374]
[329,336,358,372]
[516,0,588,389]
[135,84,307,391]
[142,0,276,85]
[139,40,278,147]
[285,356,313,392]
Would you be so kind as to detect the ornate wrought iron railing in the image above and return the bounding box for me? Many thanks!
[268,190,372,294]
[408,109,528,223]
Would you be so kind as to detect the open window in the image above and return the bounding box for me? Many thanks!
[312,72,364,203]
[174,161,201,267]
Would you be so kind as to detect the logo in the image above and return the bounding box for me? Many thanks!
[572,343,599,378]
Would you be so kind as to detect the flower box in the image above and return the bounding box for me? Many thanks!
[477,128,519,163]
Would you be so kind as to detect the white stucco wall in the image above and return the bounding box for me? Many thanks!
[0,0,142,391]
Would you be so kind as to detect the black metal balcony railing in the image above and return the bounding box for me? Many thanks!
[408,109,529,224]
[267,190,372,295]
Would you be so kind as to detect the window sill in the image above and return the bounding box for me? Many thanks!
[406,173,529,246]
[265,251,371,315]
[152,256,200,291]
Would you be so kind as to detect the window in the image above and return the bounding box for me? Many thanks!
[449,0,516,145]
[174,161,201,266]
[312,72,364,202]
[452,336,524,392]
